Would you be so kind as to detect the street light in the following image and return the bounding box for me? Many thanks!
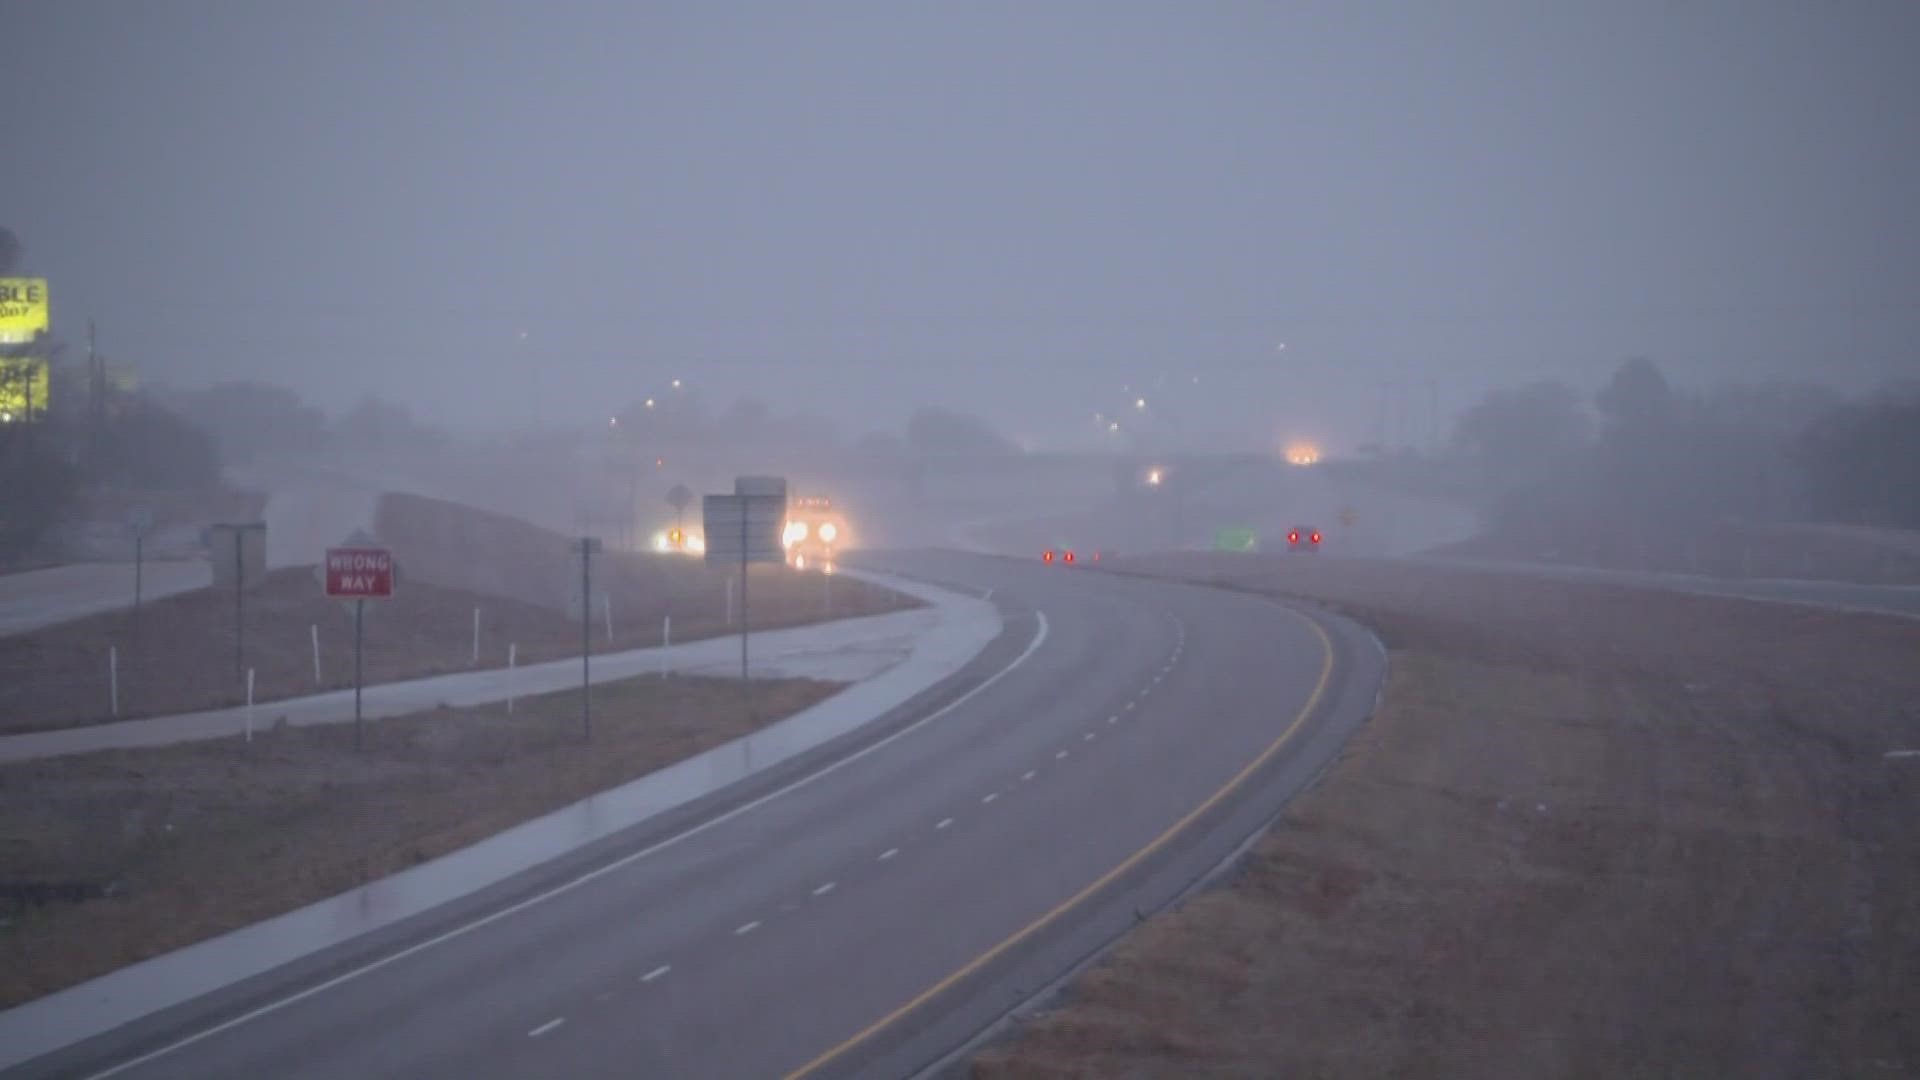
[1146,467,1164,487]
[1135,397,1147,410]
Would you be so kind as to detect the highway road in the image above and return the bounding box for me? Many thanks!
[0,561,210,638]
[16,550,1384,1080]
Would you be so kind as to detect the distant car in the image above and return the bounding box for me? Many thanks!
[1286,526,1322,552]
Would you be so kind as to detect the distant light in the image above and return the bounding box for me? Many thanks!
[1043,550,1055,563]
[671,379,682,389]
[1,412,11,423]
[818,522,839,543]
[1311,531,1322,544]
[655,457,665,468]
[1064,550,1076,564]
[1275,342,1286,352]
[609,416,618,426]
[1146,468,1163,487]
[1134,398,1147,410]
[1108,421,1120,433]
[1288,530,1300,544]
[645,398,655,409]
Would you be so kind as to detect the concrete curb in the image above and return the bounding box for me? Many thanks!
[0,569,1000,1072]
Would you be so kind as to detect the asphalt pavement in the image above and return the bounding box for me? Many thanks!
[11,550,1383,1080]
[0,561,210,638]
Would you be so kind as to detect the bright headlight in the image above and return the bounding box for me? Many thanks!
[783,521,809,546]
[818,522,838,544]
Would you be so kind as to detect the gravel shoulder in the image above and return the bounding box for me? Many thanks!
[970,554,1920,1079]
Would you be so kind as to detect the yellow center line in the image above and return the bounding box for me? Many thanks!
[783,610,1336,1079]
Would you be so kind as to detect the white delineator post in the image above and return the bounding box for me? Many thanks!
[725,574,735,625]
[507,642,518,714]
[472,607,481,666]
[245,667,256,742]
[109,645,119,718]
[604,594,614,644]
[311,624,322,686]
[660,616,671,678]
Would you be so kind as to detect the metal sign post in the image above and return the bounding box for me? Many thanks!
[704,478,788,699]
[574,537,602,740]
[128,508,153,614]
[324,542,395,751]
[211,522,267,684]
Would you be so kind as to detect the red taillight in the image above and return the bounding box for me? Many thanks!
[1311,531,1322,544]
[1288,530,1299,544]
[1092,551,1101,562]
[1064,550,1076,564]
[1043,550,1054,563]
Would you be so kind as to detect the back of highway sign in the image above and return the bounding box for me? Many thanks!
[704,493,785,565]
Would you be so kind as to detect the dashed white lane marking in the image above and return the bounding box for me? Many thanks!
[813,881,836,896]
[936,817,954,830]
[1107,715,1118,724]
[1021,770,1037,781]
[1125,701,1137,711]
[879,848,899,861]
[982,792,999,804]
[78,615,1062,1080]
[1887,749,1920,759]
[528,1018,566,1038]
[641,965,671,983]
[734,921,760,936]
[1055,749,1069,760]
[1082,732,1095,741]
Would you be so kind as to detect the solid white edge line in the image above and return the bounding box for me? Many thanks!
[641,965,671,983]
[80,611,1052,1080]
[528,1018,565,1038]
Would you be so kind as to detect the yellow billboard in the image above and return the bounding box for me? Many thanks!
[0,278,49,345]
[0,358,49,422]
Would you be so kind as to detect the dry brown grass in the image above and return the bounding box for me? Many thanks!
[972,555,1920,1079]
[0,563,911,734]
[0,672,841,1008]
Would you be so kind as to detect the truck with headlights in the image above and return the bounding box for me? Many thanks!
[783,495,851,571]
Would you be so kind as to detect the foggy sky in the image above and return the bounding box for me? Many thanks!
[6,1,1918,452]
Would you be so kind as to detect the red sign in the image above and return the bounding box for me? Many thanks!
[325,547,395,598]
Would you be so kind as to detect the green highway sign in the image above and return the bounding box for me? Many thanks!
[1213,527,1257,553]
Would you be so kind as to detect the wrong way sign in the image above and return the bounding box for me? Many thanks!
[325,546,395,599]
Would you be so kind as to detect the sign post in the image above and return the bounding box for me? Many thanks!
[128,508,153,613]
[574,537,602,740]
[324,544,395,750]
[212,522,268,683]
[704,477,788,697]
